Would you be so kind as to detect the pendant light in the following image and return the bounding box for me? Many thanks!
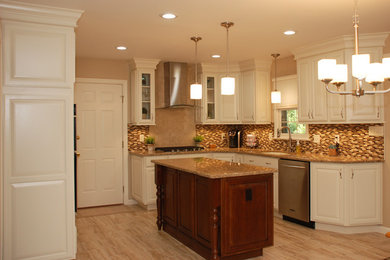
[221,21,235,95]
[190,36,202,99]
[271,53,281,104]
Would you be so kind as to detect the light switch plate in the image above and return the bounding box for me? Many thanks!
[369,126,384,137]
[313,134,321,144]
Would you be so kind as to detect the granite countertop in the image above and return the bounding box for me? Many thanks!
[130,148,384,163]
[152,157,276,179]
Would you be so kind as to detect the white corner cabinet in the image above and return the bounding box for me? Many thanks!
[294,33,388,123]
[311,162,382,226]
[196,60,271,124]
[129,58,160,125]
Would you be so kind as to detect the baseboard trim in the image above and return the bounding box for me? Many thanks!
[124,199,137,206]
[316,223,390,234]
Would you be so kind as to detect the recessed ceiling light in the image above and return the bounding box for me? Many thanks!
[212,54,221,58]
[284,30,296,36]
[161,13,176,19]
[116,46,127,50]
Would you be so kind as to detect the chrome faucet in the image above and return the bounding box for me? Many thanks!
[277,126,292,152]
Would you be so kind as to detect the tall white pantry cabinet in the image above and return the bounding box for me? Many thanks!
[0,2,82,260]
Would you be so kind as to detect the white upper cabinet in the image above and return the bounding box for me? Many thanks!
[296,54,328,122]
[219,72,240,123]
[240,59,271,124]
[129,58,159,125]
[294,33,388,124]
[197,60,271,124]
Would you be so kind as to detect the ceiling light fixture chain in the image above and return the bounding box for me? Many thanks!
[220,21,235,95]
[221,22,234,77]
[271,53,281,104]
[190,36,202,84]
[317,0,390,96]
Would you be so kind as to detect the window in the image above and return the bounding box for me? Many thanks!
[275,108,308,140]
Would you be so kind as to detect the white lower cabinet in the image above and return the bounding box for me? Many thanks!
[212,153,236,162]
[242,155,279,210]
[311,162,382,226]
[130,153,212,209]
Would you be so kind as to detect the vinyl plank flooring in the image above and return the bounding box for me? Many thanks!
[76,205,390,260]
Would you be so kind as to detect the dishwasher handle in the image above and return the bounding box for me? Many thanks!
[280,164,307,169]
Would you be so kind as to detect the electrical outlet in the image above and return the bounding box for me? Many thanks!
[334,135,340,143]
[140,134,145,142]
[313,135,321,144]
[269,133,273,141]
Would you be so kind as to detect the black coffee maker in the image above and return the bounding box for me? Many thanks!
[228,129,241,148]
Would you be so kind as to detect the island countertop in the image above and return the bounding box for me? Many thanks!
[151,157,276,179]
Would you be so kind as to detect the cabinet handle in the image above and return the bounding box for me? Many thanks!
[351,170,354,179]
[249,160,254,162]
[237,113,239,120]
[311,111,314,119]
[377,107,380,118]
[307,112,310,119]
[252,115,254,120]
[266,162,271,165]
[340,108,343,119]
[339,169,342,179]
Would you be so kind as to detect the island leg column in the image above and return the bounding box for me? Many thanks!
[155,165,163,230]
[212,208,220,260]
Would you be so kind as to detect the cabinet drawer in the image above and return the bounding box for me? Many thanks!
[145,156,168,167]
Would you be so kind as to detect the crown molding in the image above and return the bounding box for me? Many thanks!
[129,58,160,70]
[293,32,389,60]
[0,0,83,27]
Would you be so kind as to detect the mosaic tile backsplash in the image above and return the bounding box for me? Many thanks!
[128,123,384,160]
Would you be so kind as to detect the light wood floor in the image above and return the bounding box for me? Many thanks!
[76,205,390,260]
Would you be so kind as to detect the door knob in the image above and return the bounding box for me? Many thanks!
[76,136,80,140]
[74,151,80,157]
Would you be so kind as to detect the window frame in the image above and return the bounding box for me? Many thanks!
[273,106,309,141]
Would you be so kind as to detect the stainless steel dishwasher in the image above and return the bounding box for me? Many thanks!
[278,159,314,227]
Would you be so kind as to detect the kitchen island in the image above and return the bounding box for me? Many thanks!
[153,157,276,260]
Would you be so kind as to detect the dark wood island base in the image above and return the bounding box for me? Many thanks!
[154,158,275,260]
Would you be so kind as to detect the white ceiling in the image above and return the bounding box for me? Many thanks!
[14,0,390,63]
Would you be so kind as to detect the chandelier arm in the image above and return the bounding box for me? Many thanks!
[365,88,390,94]
[325,84,353,95]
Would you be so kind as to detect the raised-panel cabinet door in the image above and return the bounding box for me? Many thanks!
[347,163,382,225]
[146,167,157,205]
[241,71,255,123]
[310,163,344,225]
[163,168,178,227]
[297,59,312,122]
[311,55,328,121]
[177,172,195,237]
[131,156,143,202]
[219,74,240,123]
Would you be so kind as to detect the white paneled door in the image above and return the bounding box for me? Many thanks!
[75,81,124,208]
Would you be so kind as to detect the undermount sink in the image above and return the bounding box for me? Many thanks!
[260,151,290,156]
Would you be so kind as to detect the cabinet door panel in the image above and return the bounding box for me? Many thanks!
[177,172,195,236]
[348,164,382,225]
[163,168,177,227]
[297,60,312,122]
[311,56,328,121]
[311,163,344,225]
[195,176,212,247]
[221,175,273,256]
[241,71,255,122]
[219,74,240,123]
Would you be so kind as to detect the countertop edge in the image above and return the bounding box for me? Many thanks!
[129,149,384,163]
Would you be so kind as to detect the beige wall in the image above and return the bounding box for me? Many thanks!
[76,57,129,80]
[270,55,297,78]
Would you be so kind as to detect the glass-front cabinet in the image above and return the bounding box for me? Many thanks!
[198,74,218,123]
[129,58,159,125]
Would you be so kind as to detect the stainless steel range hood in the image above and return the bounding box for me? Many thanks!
[156,62,194,108]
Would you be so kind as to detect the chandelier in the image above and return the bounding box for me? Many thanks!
[318,3,390,96]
